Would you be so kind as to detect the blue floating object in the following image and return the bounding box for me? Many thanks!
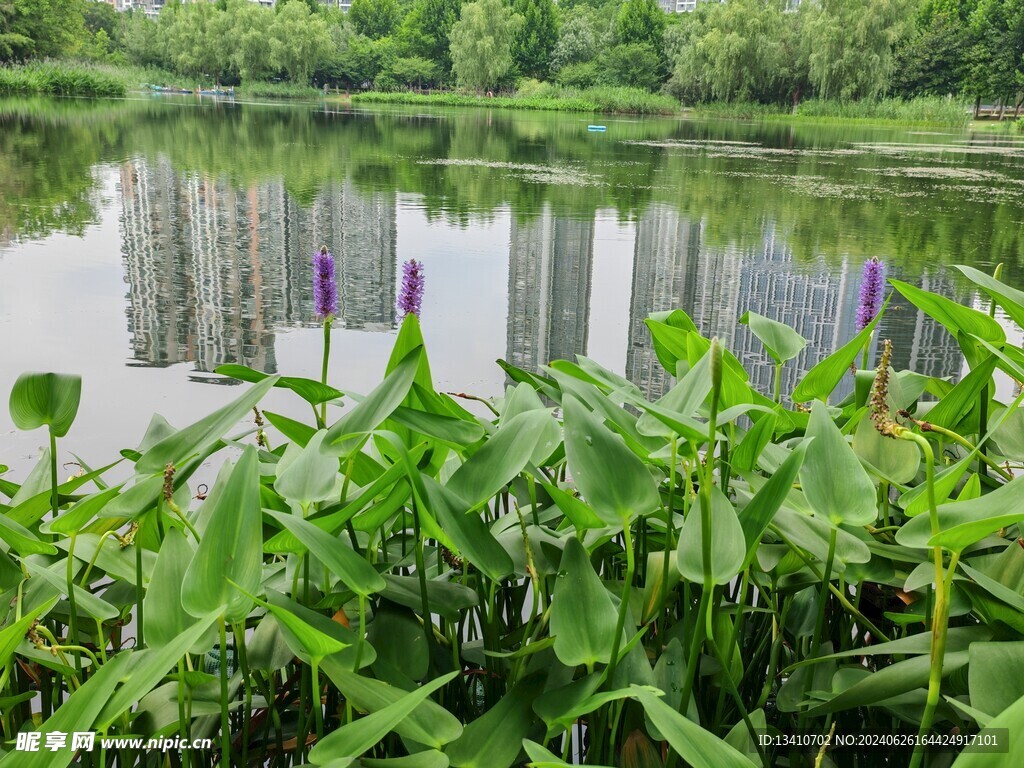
[587,125,607,132]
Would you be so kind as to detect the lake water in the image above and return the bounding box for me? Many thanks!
[1,95,1022,474]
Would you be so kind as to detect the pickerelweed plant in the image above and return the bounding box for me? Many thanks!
[2,264,1024,767]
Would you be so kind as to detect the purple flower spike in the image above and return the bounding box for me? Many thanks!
[856,257,886,331]
[398,259,425,319]
[314,246,337,319]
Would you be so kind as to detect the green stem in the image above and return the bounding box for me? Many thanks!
[903,431,948,768]
[311,657,324,743]
[810,527,838,658]
[218,618,231,768]
[606,524,635,684]
[320,318,332,424]
[773,363,782,404]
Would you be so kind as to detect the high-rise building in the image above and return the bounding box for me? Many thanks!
[506,204,595,373]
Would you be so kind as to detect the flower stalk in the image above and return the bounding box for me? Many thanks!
[314,246,337,423]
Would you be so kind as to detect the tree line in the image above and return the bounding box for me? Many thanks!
[2,0,1023,106]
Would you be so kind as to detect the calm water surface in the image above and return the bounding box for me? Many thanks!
[2,95,1023,473]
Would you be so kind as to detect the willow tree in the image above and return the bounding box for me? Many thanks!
[449,0,523,91]
[671,0,787,102]
[804,0,912,100]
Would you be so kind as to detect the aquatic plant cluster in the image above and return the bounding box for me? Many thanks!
[2,262,1024,768]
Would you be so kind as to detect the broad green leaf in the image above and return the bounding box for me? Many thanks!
[550,537,618,667]
[0,652,132,768]
[806,652,969,714]
[0,512,57,556]
[800,401,877,526]
[362,754,450,768]
[740,311,807,364]
[214,364,344,405]
[267,509,385,596]
[324,346,422,455]
[96,611,220,728]
[181,446,263,621]
[42,485,121,535]
[308,672,456,763]
[0,599,57,668]
[9,371,81,437]
[636,351,712,438]
[950,690,1024,767]
[891,278,1005,345]
[445,677,544,768]
[419,477,514,581]
[274,430,340,506]
[321,662,463,748]
[900,454,972,517]
[446,410,559,507]
[380,574,478,621]
[137,376,278,474]
[25,561,117,622]
[390,406,485,447]
[732,413,778,473]
[924,355,997,431]
[522,740,615,768]
[792,297,888,402]
[770,508,871,569]
[956,264,1024,329]
[897,476,1024,552]
[677,485,745,586]
[562,395,659,524]
[788,625,991,668]
[260,589,350,659]
[632,686,751,768]
[991,406,1024,460]
[143,528,210,650]
[540,480,607,531]
[737,440,808,567]
[852,415,920,485]
[969,642,1024,718]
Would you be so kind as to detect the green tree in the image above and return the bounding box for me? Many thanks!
[804,0,912,100]
[967,0,1024,110]
[599,41,663,90]
[616,0,665,49]
[449,0,522,91]
[511,0,559,79]
[892,5,974,97]
[350,0,403,39]
[268,1,332,83]
[83,1,119,39]
[397,0,463,77]
[228,0,275,82]
[670,0,786,102]
[551,10,597,71]
[165,1,233,79]
[385,55,438,87]
[0,0,86,60]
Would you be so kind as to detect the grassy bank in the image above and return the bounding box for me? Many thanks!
[235,81,323,100]
[691,96,970,126]
[0,61,127,97]
[352,85,681,115]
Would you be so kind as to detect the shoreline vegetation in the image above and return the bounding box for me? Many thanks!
[0,61,976,125]
[4,265,1024,766]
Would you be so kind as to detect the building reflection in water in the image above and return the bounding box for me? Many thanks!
[119,158,397,376]
[625,204,965,400]
[118,158,965,401]
[506,203,594,373]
